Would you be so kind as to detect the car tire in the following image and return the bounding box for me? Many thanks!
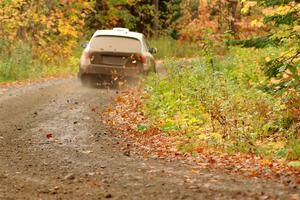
[153,66,157,73]
[80,74,94,87]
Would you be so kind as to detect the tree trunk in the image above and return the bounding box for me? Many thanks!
[152,0,159,37]
[228,0,238,35]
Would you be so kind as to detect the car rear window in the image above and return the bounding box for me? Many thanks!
[90,36,141,53]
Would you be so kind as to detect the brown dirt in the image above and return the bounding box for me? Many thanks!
[0,78,299,200]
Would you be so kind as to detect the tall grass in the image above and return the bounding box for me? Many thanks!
[149,37,204,59]
[0,40,36,81]
[0,39,80,83]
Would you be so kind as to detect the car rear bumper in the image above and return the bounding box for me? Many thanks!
[79,64,142,77]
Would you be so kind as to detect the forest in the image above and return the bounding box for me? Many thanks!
[0,0,299,165]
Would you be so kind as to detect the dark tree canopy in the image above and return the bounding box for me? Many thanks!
[86,0,182,37]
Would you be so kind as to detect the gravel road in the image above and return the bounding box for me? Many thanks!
[0,77,299,200]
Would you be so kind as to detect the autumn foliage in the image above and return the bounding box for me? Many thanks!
[0,0,92,62]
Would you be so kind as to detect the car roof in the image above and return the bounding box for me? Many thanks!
[92,28,144,41]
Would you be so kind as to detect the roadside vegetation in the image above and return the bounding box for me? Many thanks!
[143,46,299,161]
[143,0,300,163]
[148,37,204,59]
[0,41,81,82]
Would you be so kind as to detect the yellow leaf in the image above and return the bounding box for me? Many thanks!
[265,57,271,62]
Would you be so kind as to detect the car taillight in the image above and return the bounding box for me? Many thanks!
[130,54,146,64]
[84,51,91,59]
[131,54,137,63]
[140,55,146,63]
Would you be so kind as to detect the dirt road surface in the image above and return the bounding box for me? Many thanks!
[0,77,299,200]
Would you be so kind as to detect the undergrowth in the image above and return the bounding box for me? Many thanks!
[0,39,80,83]
[149,37,204,59]
[143,46,300,161]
